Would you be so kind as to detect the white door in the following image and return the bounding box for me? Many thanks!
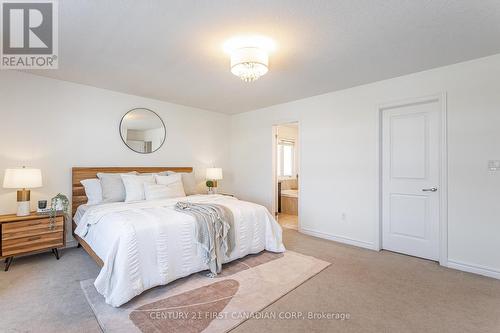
[382,98,441,261]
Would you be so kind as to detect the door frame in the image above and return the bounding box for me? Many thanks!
[272,121,301,229]
[376,93,448,266]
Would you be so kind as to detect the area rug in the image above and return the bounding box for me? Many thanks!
[80,251,330,333]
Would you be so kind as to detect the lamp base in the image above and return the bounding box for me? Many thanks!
[207,187,219,195]
[17,201,30,217]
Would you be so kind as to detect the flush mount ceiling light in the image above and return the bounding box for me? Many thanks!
[223,35,276,82]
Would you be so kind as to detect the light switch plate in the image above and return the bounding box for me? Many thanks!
[488,160,500,171]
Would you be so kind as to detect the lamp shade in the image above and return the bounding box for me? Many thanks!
[206,168,223,180]
[3,168,43,189]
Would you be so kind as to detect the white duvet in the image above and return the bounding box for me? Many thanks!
[74,194,285,307]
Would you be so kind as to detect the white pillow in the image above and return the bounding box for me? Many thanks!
[166,171,199,195]
[80,179,103,205]
[144,183,183,200]
[121,174,155,202]
[153,174,186,198]
[97,171,138,202]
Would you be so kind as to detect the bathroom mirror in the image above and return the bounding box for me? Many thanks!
[120,108,166,154]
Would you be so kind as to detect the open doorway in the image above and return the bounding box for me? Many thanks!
[272,122,299,230]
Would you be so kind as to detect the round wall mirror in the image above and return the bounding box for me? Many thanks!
[120,108,166,154]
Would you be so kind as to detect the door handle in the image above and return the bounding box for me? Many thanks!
[422,187,438,192]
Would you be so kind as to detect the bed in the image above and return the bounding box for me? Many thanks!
[71,167,285,307]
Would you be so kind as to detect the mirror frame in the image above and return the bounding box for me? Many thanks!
[119,108,167,154]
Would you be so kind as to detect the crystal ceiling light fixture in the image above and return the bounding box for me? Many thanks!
[223,35,276,82]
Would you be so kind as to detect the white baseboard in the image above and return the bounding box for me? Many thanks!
[299,227,377,251]
[447,260,500,280]
[299,228,499,280]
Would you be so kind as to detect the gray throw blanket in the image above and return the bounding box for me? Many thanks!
[175,202,235,276]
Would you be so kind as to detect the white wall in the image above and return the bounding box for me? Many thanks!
[230,54,500,278]
[0,71,232,243]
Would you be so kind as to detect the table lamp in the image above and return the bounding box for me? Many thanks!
[206,168,223,193]
[3,167,43,216]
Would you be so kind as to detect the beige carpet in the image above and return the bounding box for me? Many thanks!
[1,229,500,332]
[80,251,330,333]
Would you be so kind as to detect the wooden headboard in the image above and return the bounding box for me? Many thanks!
[72,167,193,216]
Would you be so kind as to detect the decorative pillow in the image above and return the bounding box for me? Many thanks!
[144,183,182,200]
[154,174,186,198]
[96,171,138,202]
[80,179,103,205]
[121,174,155,202]
[165,171,199,195]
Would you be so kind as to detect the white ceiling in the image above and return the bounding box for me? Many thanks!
[29,0,500,114]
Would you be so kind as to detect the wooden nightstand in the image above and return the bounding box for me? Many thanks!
[0,212,65,271]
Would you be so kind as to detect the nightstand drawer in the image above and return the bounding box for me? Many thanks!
[2,216,63,240]
[2,231,64,256]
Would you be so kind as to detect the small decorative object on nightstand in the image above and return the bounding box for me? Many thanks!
[206,168,223,194]
[0,212,65,271]
[37,200,50,214]
[206,180,215,194]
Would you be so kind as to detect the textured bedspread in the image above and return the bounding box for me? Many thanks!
[174,202,235,276]
[74,195,285,307]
